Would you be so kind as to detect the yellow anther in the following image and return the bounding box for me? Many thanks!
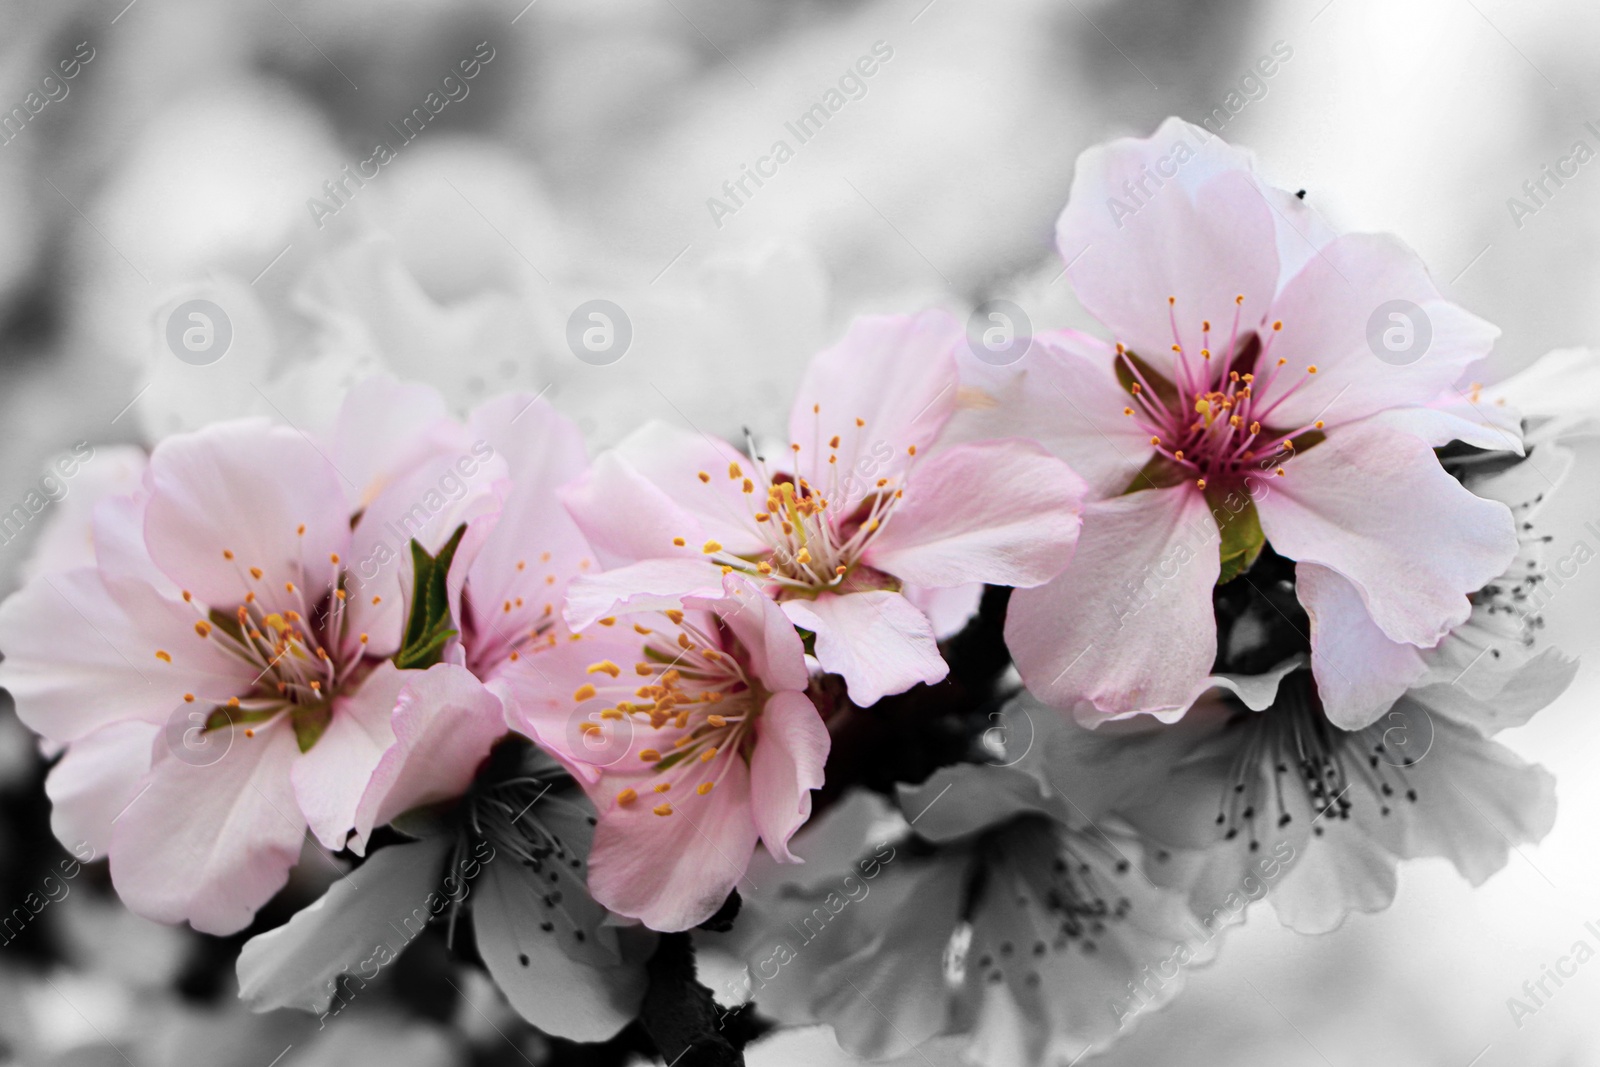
[653,803,673,817]
[698,471,711,483]
[654,782,671,793]
[194,620,212,637]
[697,782,715,796]
[617,788,638,806]
[703,540,722,554]
[574,683,598,702]
[249,567,263,580]
[587,661,622,678]
[700,747,718,762]
[155,650,172,663]
[639,748,662,762]
[222,549,234,560]
[728,462,743,479]
[598,617,616,626]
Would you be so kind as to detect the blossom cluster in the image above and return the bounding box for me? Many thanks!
[2,118,1594,1064]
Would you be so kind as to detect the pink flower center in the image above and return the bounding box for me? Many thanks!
[685,412,919,596]
[570,610,757,816]
[1120,297,1326,491]
[161,530,373,741]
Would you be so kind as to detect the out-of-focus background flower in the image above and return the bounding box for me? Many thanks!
[1,0,1598,1063]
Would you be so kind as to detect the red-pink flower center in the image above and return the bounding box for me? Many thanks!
[1120,297,1326,490]
[570,610,757,817]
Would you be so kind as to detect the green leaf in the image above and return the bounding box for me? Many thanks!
[1113,348,1180,410]
[1286,428,1326,455]
[1121,452,1192,495]
[1205,484,1266,586]
[394,524,468,671]
[291,704,333,753]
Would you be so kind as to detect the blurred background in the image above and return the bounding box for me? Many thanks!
[1,0,1598,1063]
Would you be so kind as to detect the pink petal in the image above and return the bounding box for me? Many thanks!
[344,445,508,658]
[1368,401,1523,454]
[687,574,809,694]
[290,661,407,851]
[902,582,983,639]
[92,489,181,601]
[1006,486,1219,722]
[45,720,158,857]
[1055,118,1279,374]
[329,376,460,511]
[786,311,962,486]
[863,440,1085,590]
[142,420,351,618]
[22,444,147,585]
[459,486,595,674]
[586,756,758,932]
[951,329,1156,499]
[781,591,947,706]
[1255,421,1517,647]
[1262,233,1499,430]
[468,390,589,484]
[747,690,830,862]
[563,558,723,633]
[350,664,506,853]
[563,422,763,568]
[493,624,650,775]
[0,567,251,744]
[109,715,306,934]
[1296,563,1426,729]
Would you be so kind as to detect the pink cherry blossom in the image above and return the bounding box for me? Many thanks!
[562,311,1087,706]
[0,382,504,933]
[972,118,1519,726]
[528,574,827,932]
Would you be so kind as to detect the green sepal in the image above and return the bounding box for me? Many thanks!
[202,706,278,732]
[394,523,468,671]
[1122,452,1192,495]
[1286,428,1326,455]
[291,704,333,753]
[1113,349,1180,410]
[1206,483,1266,586]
